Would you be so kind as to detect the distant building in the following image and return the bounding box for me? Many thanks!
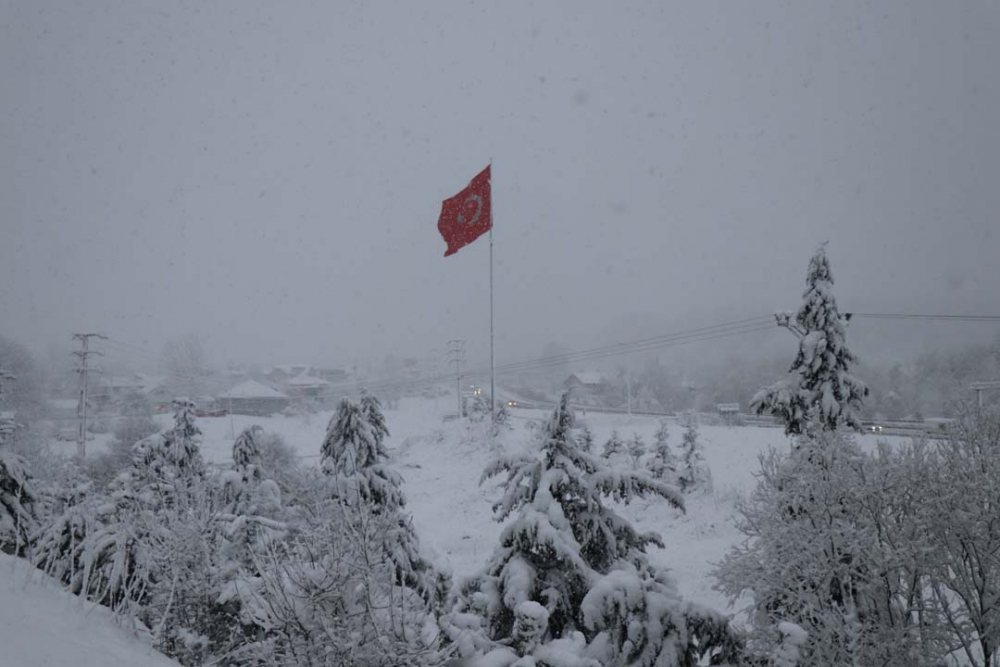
[564,371,608,391]
[264,365,312,386]
[100,375,146,400]
[217,380,289,416]
[717,402,742,425]
[286,372,331,398]
[46,399,80,422]
[312,367,348,384]
[564,371,609,404]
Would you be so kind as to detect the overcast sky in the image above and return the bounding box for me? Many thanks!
[2,0,998,372]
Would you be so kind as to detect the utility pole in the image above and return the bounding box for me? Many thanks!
[626,369,632,418]
[72,333,107,458]
[447,339,466,418]
[0,367,15,403]
[0,368,16,447]
[970,380,1000,408]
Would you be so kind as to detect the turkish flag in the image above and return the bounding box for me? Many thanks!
[438,165,491,257]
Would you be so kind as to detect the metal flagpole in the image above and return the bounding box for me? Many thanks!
[489,159,496,421]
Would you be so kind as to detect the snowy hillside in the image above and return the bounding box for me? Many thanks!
[0,553,180,667]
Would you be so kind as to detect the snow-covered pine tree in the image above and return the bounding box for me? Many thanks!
[678,418,704,493]
[492,402,512,437]
[445,392,741,665]
[232,424,264,481]
[360,389,390,448]
[0,410,36,554]
[751,244,869,436]
[646,419,676,480]
[321,397,404,512]
[626,432,646,468]
[322,396,448,608]
[168,398,203,472]
[130,400,205,496]
[578,425,595,454]
[219,424,285,573]
[600,429,624,459]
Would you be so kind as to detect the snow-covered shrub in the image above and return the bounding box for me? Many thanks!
[713,432,951,666]
[677,418,707,493]
[88,415,160,489]
[920,407,1000,666]
[0,411,36,554]
[645,420,676,481]
[257,431,299,490]
[226,497,444,667]
[600,429,624,460]
[626,432,646,469]
[444,392,742,665]
[32,474,95,593]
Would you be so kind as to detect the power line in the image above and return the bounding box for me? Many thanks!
[305,318,778,401]
[846,312,1000,322]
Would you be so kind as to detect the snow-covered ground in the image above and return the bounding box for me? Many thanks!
[0,553,180,667]
[152,394,798,617]
[35,392,898,641]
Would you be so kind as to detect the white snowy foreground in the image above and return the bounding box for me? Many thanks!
[0,552,180,667]
[24,393,898,666]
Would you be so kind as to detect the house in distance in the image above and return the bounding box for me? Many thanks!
[217,380,289,416]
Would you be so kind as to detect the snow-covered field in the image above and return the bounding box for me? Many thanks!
[78,395,802,613]
[1,552,180,667]
[19,392,900,666]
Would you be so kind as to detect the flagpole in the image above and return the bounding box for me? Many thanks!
[489,159,496,422]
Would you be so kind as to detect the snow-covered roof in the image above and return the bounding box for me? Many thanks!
[287,373,331,387]
[268,364,311,376]
[568,371,607,386]
[218,380,287,399]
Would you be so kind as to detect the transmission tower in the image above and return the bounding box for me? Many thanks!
[72,333,107,458]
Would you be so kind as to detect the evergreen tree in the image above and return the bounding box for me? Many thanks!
[232,424,264,480]
[0,411,35,554]
[321,396,448,608]
[131,400,204,491]
[360,389,390,449]
[600,429,624,459]
[578,425,595,454]
[678,418,704,493]
[646,420,677,481]
[626,432,646,468]
[751,244,869,436]
[321,397,403,511]
[444,392,741,665]
[492,402,512,435]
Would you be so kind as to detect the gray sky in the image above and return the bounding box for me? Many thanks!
[3,0,998,371]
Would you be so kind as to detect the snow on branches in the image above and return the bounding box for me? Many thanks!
[444,392,741,666]
[752,244,868,435]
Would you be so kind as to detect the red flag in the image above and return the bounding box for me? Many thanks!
[438,165,491,257]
